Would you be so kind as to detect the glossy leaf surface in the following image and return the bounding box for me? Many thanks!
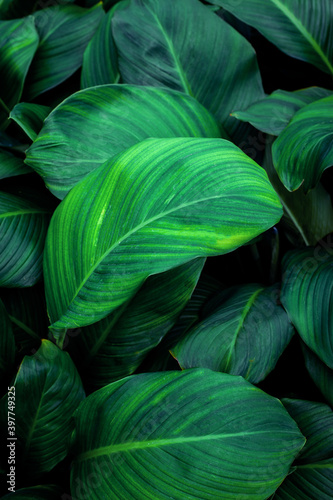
[44,137,282,334]
[0,191,51,287]
[212,0,333,74]
[71,369,305,500]
[25,85,222,199]
[272,96,333,192]
[112,0,264,139]
[281,248,333,369]
[10,103,51,141]
[172,284,294,383]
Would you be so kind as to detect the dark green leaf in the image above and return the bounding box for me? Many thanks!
[44,137,282,335]
[70,369,305,499]
[0,148,31,179]
[0,485,62,499]
[0,298,15,379]
[0,0,75,20]
[302,343,333,408]
[25,85,223,199]
[10,103,51,141]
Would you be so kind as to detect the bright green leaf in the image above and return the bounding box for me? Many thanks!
[44,137,282,334]
[112,0,264,140]
[0,340,85,477]
[275,399,333,499]
[70,369,305,499]
[0,298,15,379]
[10,103,51,141]
[0,191,51,287]
[232,87,332,135]
[302,343,333,408]
[272,96,333,192]
[211,0,333,75]
[171,284,294,383]
[25,85,223,199]
[281,247,333,369]
[0,148,31,179]
[24,4,104,100]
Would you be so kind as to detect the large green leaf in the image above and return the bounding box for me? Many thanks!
[10,103,51,142]
[81,5,119,88]
[211,0,333,75]
[274,399,333,499]
[0,191,51,287]
[67,258,205,389]
[302,343,333,408]
[70,369,305,499]
[171,284,294,383]
[24,4,104,100]
[1,485,62,499]
[0,298,15,380]
[0,17,39,129]
[232,87,332,136]
[272,96,333,192]
[0,148,31,179]
[25,85,223,199]
[44,137,282,335]
[112,0,264,140]
[281,248,333,369]
[0,340,85,477]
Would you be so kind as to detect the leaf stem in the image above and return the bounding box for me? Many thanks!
[0,97,10,115]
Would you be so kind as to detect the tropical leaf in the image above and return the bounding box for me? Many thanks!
[10,103,51,141]
[81,5,119,88]
[211,0,333,75]
[24,4,104,100]
[263,137,333,246]
[70,369,305,500]
[0,0,75,20]
[281,248,333,369]
[302,343,333,408]
[272,96,333,192]
[0,298,15,380]
[274,399,333,499]
[0,148,31,179]
[112,0,264,140]
[0,340,85,478]
[0,17,39,129]
[0,191,51,287]
[44,137,282,337]
[25,85,223,199]
[0,485,63,499]
[67,258,205,389]
[232,87,332,135]
[171,283,294,383]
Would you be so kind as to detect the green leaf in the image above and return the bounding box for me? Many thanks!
[112,0,264,140]
[0,17,39,129]
[44,137,282,334]
[70,369,305,499]
[25,85,223,199]
[263,137,333,246]
[171,284,294,383]
[0,0,75,20]
[0,485,62,499]
[232,87,332,136]
[68,258,205,389]
[281,248,333,369]
[24,4,104,100]
[272,96,333,192]
[0,340,85,477]
[302,343,333,408]
[275,399,333,499]
[0,298,15,379]
[0,148,31,179]
[81,5,119,88]
[0,191,51,287]
[211,0,333,75]
[10,103,51,141]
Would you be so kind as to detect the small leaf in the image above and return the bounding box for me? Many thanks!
[10,103,51,141]
[302,343,333,408]
[0,148,31,179]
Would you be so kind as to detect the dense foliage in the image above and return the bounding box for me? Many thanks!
[0,0,332,498]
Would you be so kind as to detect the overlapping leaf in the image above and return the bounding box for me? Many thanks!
[171,283,294,383]
[302,343,333,408]
[212,0,333,74]
[275,399,333,499]
[272,96,333,192]
[44,137,282,335]
[0,0,75,20]
[67,259,205,389]
[281,248,333,369]
[0,340,85,477]
[0,149,31,179]
[0,191,51,287]
[24,4,104,100]
[10,103,51,141]
[112,0,264,140]
[25,85,223,199]
[0,299,15,380]
[70,369,305,499]
[232,87,332,135]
